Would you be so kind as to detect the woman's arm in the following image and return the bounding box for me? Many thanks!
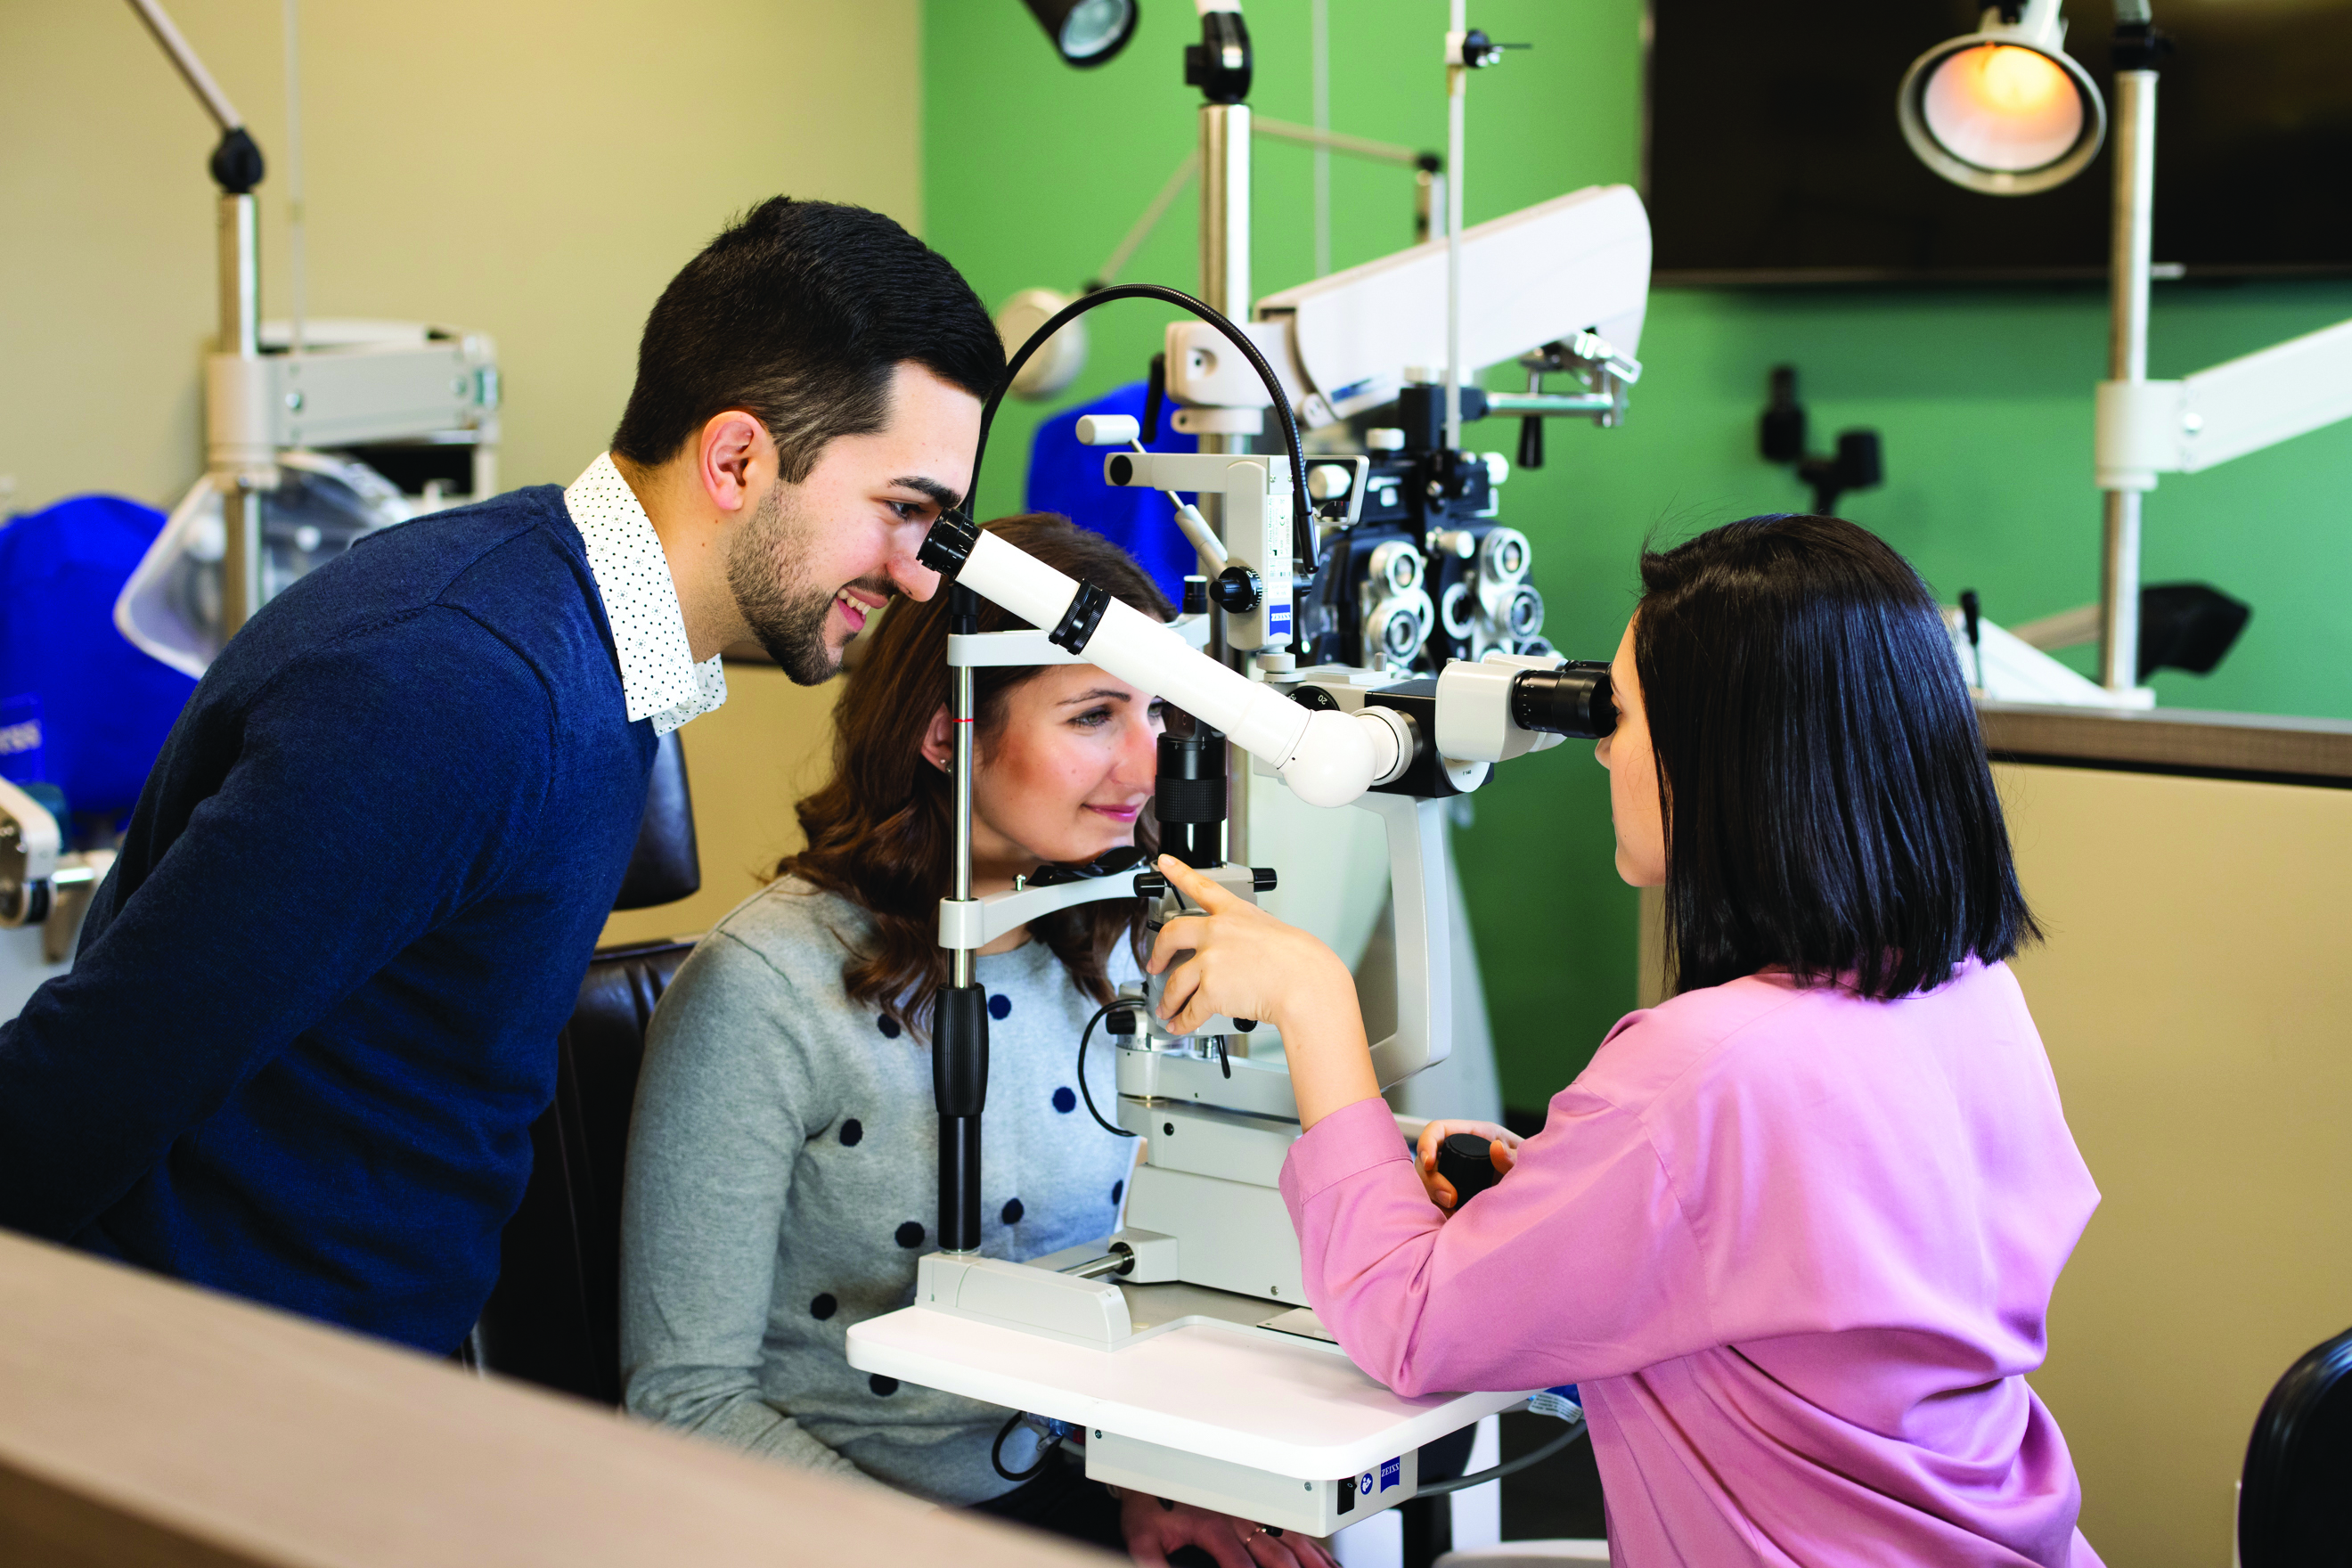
[617,932,869,1483]
[1147,856,1716,1395]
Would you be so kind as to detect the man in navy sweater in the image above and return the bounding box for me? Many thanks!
[0,199,1000,1354]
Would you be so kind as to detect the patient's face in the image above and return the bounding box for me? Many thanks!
[971,665,1164,872]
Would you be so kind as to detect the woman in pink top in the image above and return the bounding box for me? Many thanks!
[1145,516,2102,1567]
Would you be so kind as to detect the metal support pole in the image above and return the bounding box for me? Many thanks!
[935,587,985,1256]
[2100,70,2158,693]
[217,192,264,639]
[1442,0,1467,453]
[1199,101,1254,864]
[1199,103,1251,322]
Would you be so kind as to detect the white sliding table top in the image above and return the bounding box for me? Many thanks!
[846,1280,1523,1480]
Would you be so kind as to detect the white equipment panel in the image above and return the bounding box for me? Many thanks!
[846,1289,1522,1485]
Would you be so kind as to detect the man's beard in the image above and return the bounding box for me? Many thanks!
[725,483,857,686]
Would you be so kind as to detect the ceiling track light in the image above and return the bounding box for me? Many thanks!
[1023,0,1139,69]
[1898,0,2105,196]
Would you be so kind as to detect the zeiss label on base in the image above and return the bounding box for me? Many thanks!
[1379,1457,1401,1491]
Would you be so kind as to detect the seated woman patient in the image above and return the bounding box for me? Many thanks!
[1147,514,2103,1568]
[621,516,1335,1568]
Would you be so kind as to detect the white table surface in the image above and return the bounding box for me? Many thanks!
[846,1293,1524,1479]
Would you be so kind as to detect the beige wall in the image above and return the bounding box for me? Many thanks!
[0,0,921,514]
[1999,763,2352,1568]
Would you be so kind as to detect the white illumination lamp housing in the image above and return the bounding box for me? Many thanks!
[994,289,1089,402]
[1899,0,2106,196]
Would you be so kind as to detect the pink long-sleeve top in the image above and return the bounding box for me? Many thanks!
[1279,960,2103,1568]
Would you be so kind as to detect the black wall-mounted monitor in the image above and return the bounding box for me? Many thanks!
[1646,0,2352,284]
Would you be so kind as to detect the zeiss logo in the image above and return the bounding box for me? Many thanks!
[1379,1457,1401,1491]
[0,720,38,757]
[1268,602,1292,635]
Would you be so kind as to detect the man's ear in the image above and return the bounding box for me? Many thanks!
[697,411,772,517]
[919,706,955,774]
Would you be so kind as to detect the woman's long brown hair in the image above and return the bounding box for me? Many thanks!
[779,514,1173,1039]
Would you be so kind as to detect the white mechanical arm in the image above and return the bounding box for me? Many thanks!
[1164,183,1653,426]
[935,525,1406,807]
[2097,315,2352,490]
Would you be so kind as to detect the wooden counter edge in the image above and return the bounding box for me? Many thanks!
[0,1229,1109,1568]
[1976,700,2352,788]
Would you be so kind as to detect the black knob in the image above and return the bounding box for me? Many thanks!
[1183,575,1210,616]
[1212,566,1262,614]
[1251,867,1278,892]
[1436,1132,1504,1207]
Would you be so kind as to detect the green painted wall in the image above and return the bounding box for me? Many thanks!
[923,0,2352,1110]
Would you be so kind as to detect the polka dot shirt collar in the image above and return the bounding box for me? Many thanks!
[565,453,727,738]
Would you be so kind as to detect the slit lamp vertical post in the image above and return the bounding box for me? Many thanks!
[1188,0,1254,862]
[935,584,986,1256]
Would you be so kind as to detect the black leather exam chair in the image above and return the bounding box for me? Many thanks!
[466,729,701,1403]
[2238,1322,2352,1567]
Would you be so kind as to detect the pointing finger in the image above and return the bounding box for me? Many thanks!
[1156,853,1242,912]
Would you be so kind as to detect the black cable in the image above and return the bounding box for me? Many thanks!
[1412,1417,1588,1497]
[963,282,1317,575]
[992,1409,1066,1482]
[1077,999,1145,1139]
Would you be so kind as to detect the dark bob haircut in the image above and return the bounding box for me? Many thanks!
[610,198,1003,481]
[1635,513,2037,1001]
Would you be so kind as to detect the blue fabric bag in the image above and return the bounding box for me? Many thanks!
[1025,381,1203,606]
[0,495,197,819]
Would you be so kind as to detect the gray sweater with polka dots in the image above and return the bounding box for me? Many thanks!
[617,878,1139,1506]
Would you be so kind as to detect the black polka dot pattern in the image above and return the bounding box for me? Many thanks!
[988,992,1011,1020]
[1052,1087,1076,1114]
[1112,1180,1124,1204]
[870,1375,900,1397]
[839,1119,862,1146]
[565,454,726,736]
[877,1014,902,1039]
[894,1221,925,1248]
[810,1293,837,1319]
[1001,1198,1024,1225]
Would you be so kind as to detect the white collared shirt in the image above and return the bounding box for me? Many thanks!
[565,453,728,738]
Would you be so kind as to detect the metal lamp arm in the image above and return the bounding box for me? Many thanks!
[124,0,265,193]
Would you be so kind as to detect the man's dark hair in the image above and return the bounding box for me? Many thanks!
[610,198,1004,481]
[1635,513,2038,1001]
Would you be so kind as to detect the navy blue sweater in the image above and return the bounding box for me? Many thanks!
[0,486,653,1352]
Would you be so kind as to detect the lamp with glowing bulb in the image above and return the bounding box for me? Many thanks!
[1900,1,2352,710]
[1898,0,2105,196]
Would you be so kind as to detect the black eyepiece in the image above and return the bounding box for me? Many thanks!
[919,510,979,578]
[1509,661,1615,739]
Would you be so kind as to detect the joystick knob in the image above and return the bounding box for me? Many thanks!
[1435,1132,1505,1207]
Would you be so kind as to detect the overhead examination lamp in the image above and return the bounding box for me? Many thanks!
[1022,0,1139,68]
[1898,0,2105,196]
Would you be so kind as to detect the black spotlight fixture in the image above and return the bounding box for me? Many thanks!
[1023,0,1139,68]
